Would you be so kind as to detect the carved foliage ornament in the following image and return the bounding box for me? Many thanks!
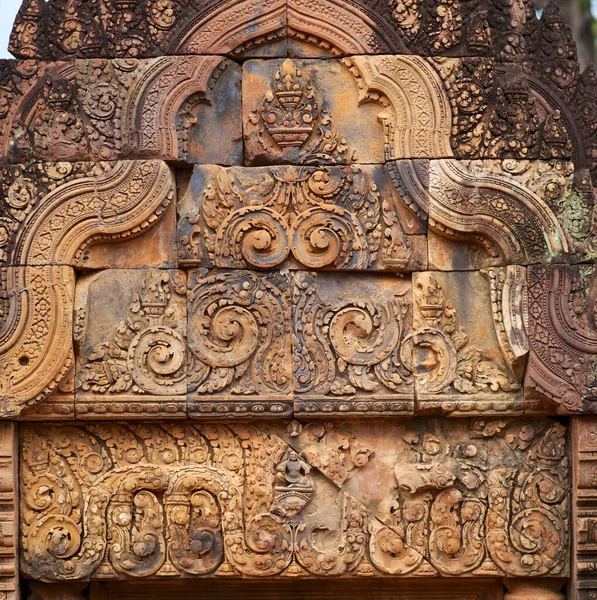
[0,160,175,418]
[20,419,569,580]
[293,271,520,413]
[178,165,413,271]
[77,269,187,397]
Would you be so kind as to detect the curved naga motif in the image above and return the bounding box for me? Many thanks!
[428,489,485,575]
[20,423,295,581]
[343,56,453,160]
[20,420,570,580]
[369,495,429,575]
[485,422,569,576]
[526,265,597,413]
[0,160,175,417]
[295,493,368,576]
[388,158,597,265]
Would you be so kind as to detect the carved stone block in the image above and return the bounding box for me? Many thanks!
[78,201,178,271]
[286,0,494,58]
[75,269,188,420]
[243,58,385,165]
[19,418,570,580]
[8,0,287,61]
[526,264,597,414]
[292,271,414,416]
[187,269,293,418]
[389,159,597,269]
[412,271,524,415]
[0,161,176,418]
[572,417,597,599]
[76,56,242,164]
[0,60,89,164]
[177,164,426,272]
[19,366,75,421]
[0,423,19,600]
[0,265,75,418]
[0,57,243,165]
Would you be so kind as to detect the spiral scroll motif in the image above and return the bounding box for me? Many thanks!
[192,305,259,368]
[127,326,186,394]
[292,207,369,269]
[216,207,290,268]
[329,304,401,366]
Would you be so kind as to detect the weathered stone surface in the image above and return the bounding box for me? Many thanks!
[8,0,287,60]
[2,0,597,595]
[177,164,426,272]
[573,417,597,600]
[0,57,242,164]
[412,270,524,415]
[75,269,187,420]
[0,161,175,418]
[78,200,178,270]
[0,423,19,600]
[19,365,75,421]
[187,269,293,419]
[20,417,569,580]
[243,58,385,165]
[526,264,597,414]
[292,271,414,417]
[390,159,597,269]
[76,56,242,163]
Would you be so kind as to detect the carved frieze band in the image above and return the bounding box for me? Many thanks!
[0,54,588,169]
[20,418,569,581]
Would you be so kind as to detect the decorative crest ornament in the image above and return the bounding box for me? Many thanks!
[265,59,316,148]
[77,269,187,396]
[247,59,353,164]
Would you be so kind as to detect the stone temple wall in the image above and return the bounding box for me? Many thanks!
[0,1,597,598]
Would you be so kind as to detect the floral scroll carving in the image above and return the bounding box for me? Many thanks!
[187,269,293,417]
[20,418,569,581]
[177,164,417,271]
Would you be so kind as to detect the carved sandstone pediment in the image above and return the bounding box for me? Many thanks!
[1,0,596,598]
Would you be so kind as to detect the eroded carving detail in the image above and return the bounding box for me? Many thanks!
[19,419,569,580]
[187,269,293,416]
[77,269,187,397]
[246,59,353,165]
[526,264,597,413]
[178,165,414,271]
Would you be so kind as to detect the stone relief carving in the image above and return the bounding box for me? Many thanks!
[75,269,187,419]
[526,264,597,414]
[0,423,18,600]
[0,160,175,418]
[573,417,597,600]
[19,418,569,581]
[388,158,597,269]
[1,0,597,596]
[244,58,356,165]
[187,269,293,417]
[177,164,423,272]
